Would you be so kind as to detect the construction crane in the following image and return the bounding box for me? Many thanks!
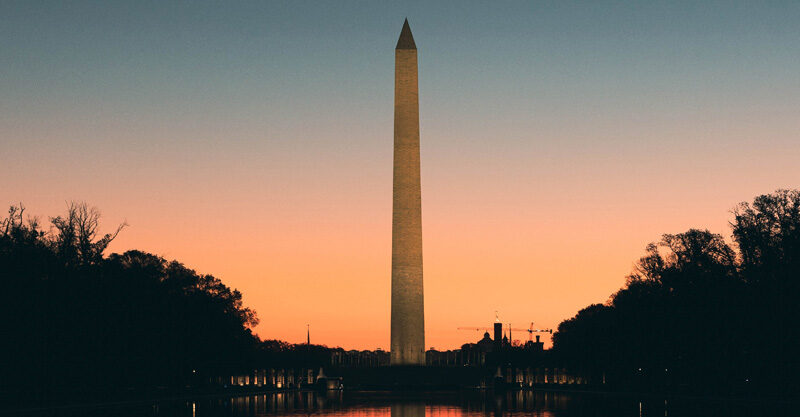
[524,322,553,342]
[458,323,552,341]
[456,327,494,333]
[458,312,553,344]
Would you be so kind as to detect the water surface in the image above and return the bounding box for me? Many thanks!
[23,390,794,417]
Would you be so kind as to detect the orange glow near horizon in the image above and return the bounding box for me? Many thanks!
[5,117,800,351]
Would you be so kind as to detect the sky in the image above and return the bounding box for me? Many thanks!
[2,1,800,350]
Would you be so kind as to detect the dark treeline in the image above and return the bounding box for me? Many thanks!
[0,202,327,400]
[552,189,800,396]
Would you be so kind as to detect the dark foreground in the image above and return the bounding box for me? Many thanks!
[5,389,796,417]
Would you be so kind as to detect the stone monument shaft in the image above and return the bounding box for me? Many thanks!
[390,19,425,365]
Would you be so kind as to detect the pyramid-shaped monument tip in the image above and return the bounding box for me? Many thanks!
[396,19,416,50]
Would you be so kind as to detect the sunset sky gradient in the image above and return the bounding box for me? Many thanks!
[3,1,800,350]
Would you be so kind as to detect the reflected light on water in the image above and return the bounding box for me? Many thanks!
[212,391,564,417]
[392,403,424,417]
[55,390,793,417]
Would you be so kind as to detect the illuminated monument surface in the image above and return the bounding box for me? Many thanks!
[390,19,425,366]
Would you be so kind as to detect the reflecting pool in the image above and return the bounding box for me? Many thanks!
[17,390,795,417]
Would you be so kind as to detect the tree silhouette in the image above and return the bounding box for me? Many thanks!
[553,190,800,397]
[0,202,263,402]
[50,202,127,266]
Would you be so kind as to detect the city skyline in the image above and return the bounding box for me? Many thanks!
[3,1,800,350]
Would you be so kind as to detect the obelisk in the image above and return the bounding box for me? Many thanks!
[390,19,425,366]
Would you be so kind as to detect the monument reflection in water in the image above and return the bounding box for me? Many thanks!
[392,403,425,417]
[117,391,793,417]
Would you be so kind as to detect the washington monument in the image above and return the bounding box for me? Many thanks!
[390,19,425,365]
